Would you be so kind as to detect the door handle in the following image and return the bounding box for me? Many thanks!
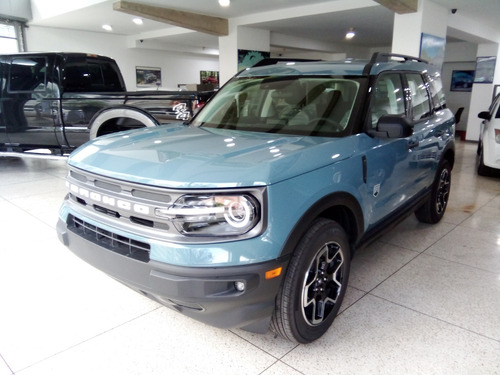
[408,140,419,149]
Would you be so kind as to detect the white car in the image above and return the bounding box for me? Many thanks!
[477,93,500,175]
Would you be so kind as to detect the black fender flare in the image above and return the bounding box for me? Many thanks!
[88,105,159,139]
[279,192,364,259]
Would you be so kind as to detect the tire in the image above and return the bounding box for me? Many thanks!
[271,218,351,343]
[415,160,451,224]
[477,146,491,176]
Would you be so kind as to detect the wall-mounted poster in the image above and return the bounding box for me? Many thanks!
[238,49,270,71]
[419,33,446,70]
[136,66,161,88]
[200,71,219,86]
[450,70,475,92]
[474,56,496,84]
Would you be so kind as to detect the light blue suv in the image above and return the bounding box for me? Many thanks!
[57,53,455,343]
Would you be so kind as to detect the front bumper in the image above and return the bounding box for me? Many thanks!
[56,218,288,333]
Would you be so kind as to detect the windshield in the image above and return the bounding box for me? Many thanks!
[192,76,362,137]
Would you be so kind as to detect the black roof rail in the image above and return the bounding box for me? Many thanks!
[369,52,428,64]
[251,58,321,67]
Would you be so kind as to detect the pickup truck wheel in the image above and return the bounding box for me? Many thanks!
[271,218,350,343]
[89,106,159,139]
[415,160,451,224]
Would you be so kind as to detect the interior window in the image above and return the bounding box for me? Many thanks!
[407,73,431,121]
[370,74,405,128]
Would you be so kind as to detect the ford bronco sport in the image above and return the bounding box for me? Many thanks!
[57,53,455,343]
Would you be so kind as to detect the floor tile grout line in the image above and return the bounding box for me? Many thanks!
[0,353,14,375]
[257,359,306,375]
[366,293,500,343]
[11,306,163,374]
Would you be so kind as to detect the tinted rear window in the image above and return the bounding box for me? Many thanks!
[63,56,124,92]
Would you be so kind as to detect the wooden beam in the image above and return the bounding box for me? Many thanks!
[373,0,418,14]
[113,0,228,36]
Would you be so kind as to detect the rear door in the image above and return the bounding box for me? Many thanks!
[3,55,60,148]
[361,71,440,226]
[61,55,126,147]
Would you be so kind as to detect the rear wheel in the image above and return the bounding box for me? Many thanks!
[271,218,351,343]
[415,160,451,224]
[477,146,492,176]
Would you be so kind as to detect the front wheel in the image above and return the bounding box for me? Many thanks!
[271,218,351,343]
[415,160,451,224]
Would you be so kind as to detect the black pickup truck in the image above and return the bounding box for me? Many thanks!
[0,52,212,157]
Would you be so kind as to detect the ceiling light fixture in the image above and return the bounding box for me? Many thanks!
[102,24,113,31]
[345,27,356,40]
[219,0,230,7]
[132,18,143,25]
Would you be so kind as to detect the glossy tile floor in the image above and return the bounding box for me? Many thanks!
[0,139,499,375]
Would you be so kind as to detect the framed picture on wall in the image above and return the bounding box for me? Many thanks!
[450,70,475,92]
[200,71,219,86]
[474,56,496,84]
[419,33,446,71]
[238,49,270,71]
[136,66,161,88]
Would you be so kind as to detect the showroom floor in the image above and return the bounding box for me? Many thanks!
[0,139,499,375]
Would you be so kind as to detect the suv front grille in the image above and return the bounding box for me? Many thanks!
[68,214,150,262]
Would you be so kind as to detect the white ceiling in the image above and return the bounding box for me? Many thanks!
[28,0,500,54]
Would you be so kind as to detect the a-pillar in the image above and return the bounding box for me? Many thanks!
[218,23,270,85]
[465,43,500,141]
[391,0,448,58]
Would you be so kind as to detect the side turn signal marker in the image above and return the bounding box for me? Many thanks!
[265,267,282,280]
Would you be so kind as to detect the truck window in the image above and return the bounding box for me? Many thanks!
[8,57,47,92]
[63,57,124,92]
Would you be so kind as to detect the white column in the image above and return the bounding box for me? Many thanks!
[465,43,500,141]
[218,24,270,86]
[391,0,448,58]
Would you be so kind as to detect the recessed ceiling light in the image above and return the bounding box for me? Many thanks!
[219,0,230,7]
[102,24,113,31]
[345,27,355,40]
[133,18,143,25]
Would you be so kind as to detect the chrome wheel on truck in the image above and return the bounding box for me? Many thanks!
[272,218,350,343]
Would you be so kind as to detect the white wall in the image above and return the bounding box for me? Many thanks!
[466,43,500,141]
[442,42,477,132]
[0,0,31,20]
[26,25,219,91]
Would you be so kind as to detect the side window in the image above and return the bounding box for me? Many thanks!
[407,73,431,121]
[63,57,124,92]
[88,60,124,91]
[8,57,47,92]
[63,57,89,92]
[493,95,500,119]
[425,72,446,110]
[370,73,405,128]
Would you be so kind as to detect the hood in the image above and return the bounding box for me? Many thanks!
[68,124,355,188]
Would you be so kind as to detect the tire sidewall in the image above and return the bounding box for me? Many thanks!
[286,219,351,343]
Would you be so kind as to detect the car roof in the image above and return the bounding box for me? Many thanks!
[238,52,438,78]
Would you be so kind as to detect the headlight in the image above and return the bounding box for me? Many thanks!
[155,194,260,236]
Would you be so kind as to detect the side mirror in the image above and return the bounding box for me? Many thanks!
[478,111,491,121]
[371,114,413,138]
